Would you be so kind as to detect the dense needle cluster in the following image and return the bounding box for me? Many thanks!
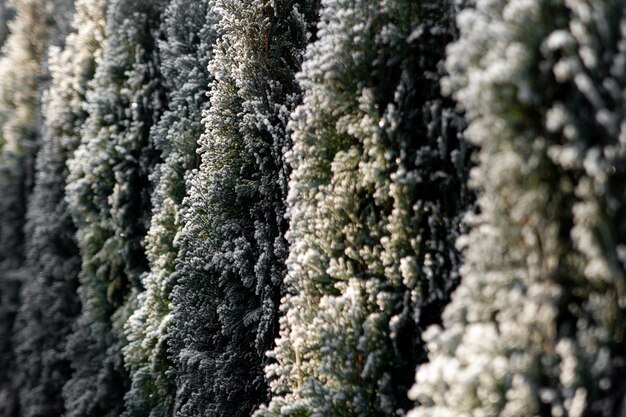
[410,1,626,416]
[256,1,469,416]
[0,0,624,417]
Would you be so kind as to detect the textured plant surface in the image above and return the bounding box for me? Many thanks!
[409,1,626,416]
[255,1,472,416]
[122,1,216,415]
[64,1,167,415]
[169,1,317,415]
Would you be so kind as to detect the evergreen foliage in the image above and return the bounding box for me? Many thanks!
[0,1,623,417]
[0,0,74,415]
[10,0,106,414]
[255,1,471,416]
[169,1,317,416]
[63,0,167,415]
[0,0,64,291]
[409,0,626,416]
[122,1,216,415]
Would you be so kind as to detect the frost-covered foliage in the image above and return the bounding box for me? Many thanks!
[122,1,217,416]
[409,1,626,416]
[0,0,67,285]
[255,1,470,416]
[0,0,74,415]
[0,0,51,156]
[169,1,317,416]
[63,0,167,415]
[10,0,108,416]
